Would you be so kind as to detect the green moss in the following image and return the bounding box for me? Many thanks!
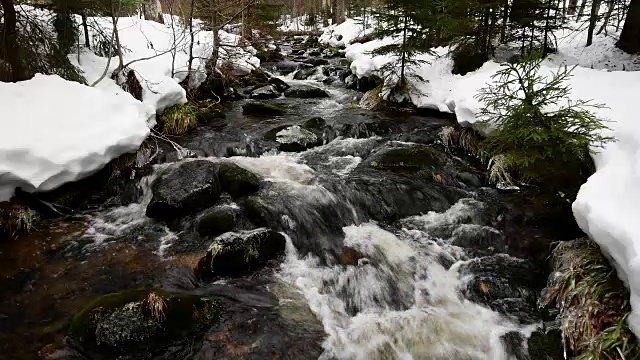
[527,328,564,360]
[70,290,223,356]
[159,104,199,136]
[242,102,285,116]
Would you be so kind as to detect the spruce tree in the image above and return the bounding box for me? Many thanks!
[476,51,613,188]
[370,0,432,98]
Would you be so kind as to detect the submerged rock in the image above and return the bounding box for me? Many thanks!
[217,162,262,198]
[284,84,329,99]
[242,102,285,116]
[195,228,287,280]
[197,206,238,237]
[69,290,223,357]
[146,160,221,220]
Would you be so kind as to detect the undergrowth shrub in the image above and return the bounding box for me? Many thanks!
[476,51,613,190]
[543,239,640,359]
[0,203,39,240]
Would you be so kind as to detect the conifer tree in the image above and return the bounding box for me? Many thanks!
[370,0,432,97]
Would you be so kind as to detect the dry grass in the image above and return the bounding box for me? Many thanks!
[0,203,39,240]
[159,104,199,136]
[440,126,484,158]
[144,292,167,322]
[544,239,640,360]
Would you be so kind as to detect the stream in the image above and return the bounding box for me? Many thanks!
[0,36,580,360]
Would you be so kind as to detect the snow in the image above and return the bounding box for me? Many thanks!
[278,15,325,33]
[0,74,150,201]
[0,8,260,201]
[72,14,260,115]
[319,17,640,336]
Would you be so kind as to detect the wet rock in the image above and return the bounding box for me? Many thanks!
[293,67,316,80]
[242,102,285,116]
[455,171,485,187]
[237,70,270,89]
[302,117,326,130]
[197,206,237,237]
[276,125,323,152]
[304,37,320,48]
[69,290,222,357]
[146,160,221,220]
[339,246,364,266]
[307,48,322,57]
[217,162,262,198]
[345,74,358,89]
[367,145,442,173]
[195,228,287,280]
[527,327,564,360]
[357,75,381,92]
[501,331,529,360]
[268,77,290,93]
[255,49,284,63]
[195,107,226,123]
[459,255,543,323]
[449,224,507,255]
[264,124,293,141]
[284,84,329,99]
[305,58,329,66]
[250,85,280,100]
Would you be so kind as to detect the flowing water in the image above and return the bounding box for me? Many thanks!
[0,49,568,359]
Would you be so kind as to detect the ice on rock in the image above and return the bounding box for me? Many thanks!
[0,74,151,201]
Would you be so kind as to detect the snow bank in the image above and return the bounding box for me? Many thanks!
[0,74,150,201]
[72,15,260,117]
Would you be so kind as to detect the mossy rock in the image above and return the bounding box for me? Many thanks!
[302,117,326,130]
[238,69,270,88]
[268,77,290,93]
[69,290,223,356]
[195,228,286,280]
[217,162,262,198]
[368,146,442,173]
[304,37,320,47]
[197,207,237,237]
[527,328,564,360]
[284,85,329,99]
[264,124,293,141]
[242,102,285,116]
[196,107,226,123]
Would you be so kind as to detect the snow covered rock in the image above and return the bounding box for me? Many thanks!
[0,74,151,201]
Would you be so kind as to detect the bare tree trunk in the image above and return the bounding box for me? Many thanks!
[500,0,509,43]
[185,0,195,89]
[616,0,640,53]
[82,11,91,48]
[577,0,588,19]
[586,0,600,46]
[597,0,614,34]
[400,13,407,84]
[113,14,125,70]
[0,0,27,81]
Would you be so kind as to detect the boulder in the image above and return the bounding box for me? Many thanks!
[293,67,316,80]
[69,290,222,357]
[195,228,286,280]
[284,85,330,99]
[268,77,290,93]
[276,125,323,152]
[302,117,326,131]
[146,160,221,220]
[345,74,358,89]
[197,206,237,237]
[304,58,329,66]
[242,102,285,116]
[367,145,442,173]
[217,162,262,198]
[264,124,293,141]
[250,85,280,100]
[196,107,226,123]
